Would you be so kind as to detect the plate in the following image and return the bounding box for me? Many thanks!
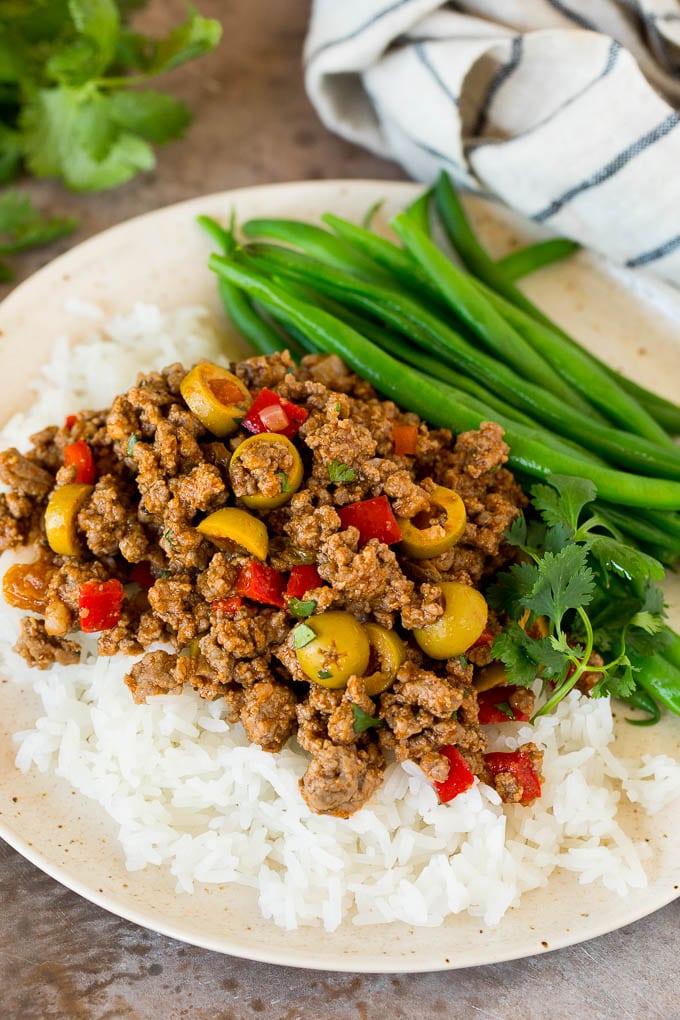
[0,180,678,973]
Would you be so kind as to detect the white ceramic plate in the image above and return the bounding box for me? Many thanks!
[0,181,678,973]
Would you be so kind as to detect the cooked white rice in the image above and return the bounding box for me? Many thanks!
[2,303,679,931]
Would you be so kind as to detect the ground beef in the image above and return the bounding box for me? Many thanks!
[299,741,385,818]
[14,617,81,669]
[125,650,183,702]
[1,351,533,817]
[239,679,298,752]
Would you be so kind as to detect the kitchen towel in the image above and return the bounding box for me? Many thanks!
[305,1,680,286]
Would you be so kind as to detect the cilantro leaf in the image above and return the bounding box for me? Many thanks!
[20,87,155,191]
[531,474,597,534]
[0,189,77,278]
[487,561,538,620]
[47,0,120,84]
[144,12,222,75]
[520,544,595,628]
[108,89,191,144]
[317,668,333,680]
[351,705,384,733]
[492,625,552,687]
[328,460,356,484]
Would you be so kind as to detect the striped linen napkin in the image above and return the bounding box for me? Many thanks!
[304,1,680,286]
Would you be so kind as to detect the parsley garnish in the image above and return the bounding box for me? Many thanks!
[163,529,175,548]
[488,474,671,720]
[126,433,138,456]
[293,623,316,649]
[317,668,333,680]
[279,471,291,493]
[289,598,317,619]
[351,704,384,733]
[328,460,356,484]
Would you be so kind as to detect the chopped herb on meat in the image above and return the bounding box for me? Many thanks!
[327,460,356,484]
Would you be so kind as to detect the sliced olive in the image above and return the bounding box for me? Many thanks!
[294,611,370,689]
[414,581,488,659]
[398,485,466,560]
[474,660,508,692]
[197,506,268,560]
[44,483,93,556]
[229,433,303,510]
[363,623,406,696]
[180,362,251,437]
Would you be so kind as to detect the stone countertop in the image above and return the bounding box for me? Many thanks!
[1,2,678,1016]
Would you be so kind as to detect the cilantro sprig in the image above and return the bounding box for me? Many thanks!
[0,191,77,281]
[0,2,221,193]
[489,475,671,719]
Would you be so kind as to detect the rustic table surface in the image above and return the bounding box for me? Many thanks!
[1,2,678,1017]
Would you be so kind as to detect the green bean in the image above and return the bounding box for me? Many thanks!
[273,213,595,416]
[367,326,615,464]
[496,238,580,281]
[664,632,680,671]
[434,172,680,434]
[593,504,680,557]
[209,253,680,511]
[242,218,392,282]
[404,188,433,235]
[619,688,661,726]
[472,279,677,448]
[392,211,675,448]
[244,242,680,478]
[434,172,572,329]
[323,212,445,308]
[198,215,304,359]
[386,214,593,406]
[630,652,680,717]
[242,243,602,424]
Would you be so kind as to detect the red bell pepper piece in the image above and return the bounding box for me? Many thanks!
[211,596,244,616]
[484,751,542,804]
[477,685,530,725]
[433,745,475,803]
[64,414,78,431]
[337,496,402,547]
[285,564,323,600]
[392,423,418,457]
[63,439,96,485]
[471,629,494,649]
[129,561,156,588]
[235,560,287,609]
[78,579,124,633]
[242,388,308,439]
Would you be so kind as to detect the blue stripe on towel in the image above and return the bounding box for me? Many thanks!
[414,41,460,106]
[534,111,680,222]
[626,233,680,267]
[473,35,523,137]
[306,0,416,65]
